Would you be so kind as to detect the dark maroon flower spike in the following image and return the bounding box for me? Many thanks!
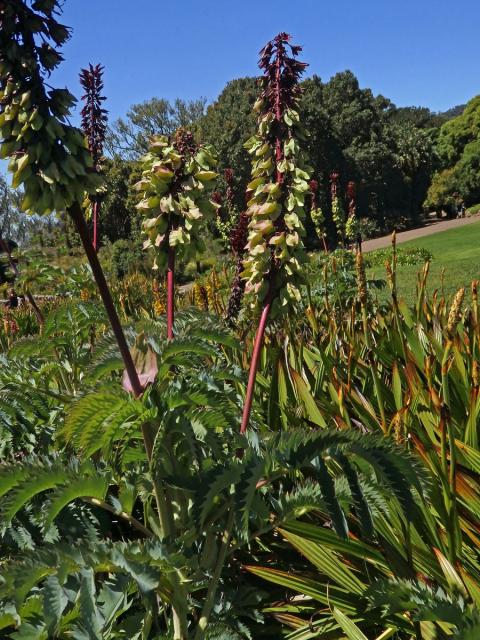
[258,32,308,185]
[309,178,319,210]
[240,33,308,436]
[330,170,339,199]
[80,63,108,251]
[173,127,197,156]
[225,211,249,325]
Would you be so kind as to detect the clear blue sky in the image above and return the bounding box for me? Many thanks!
[45,0,480,122]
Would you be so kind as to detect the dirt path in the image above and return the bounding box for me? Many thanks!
[363,213,480,252]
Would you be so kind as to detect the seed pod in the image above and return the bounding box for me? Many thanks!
[447,287,465,338]
[385,259,393,290]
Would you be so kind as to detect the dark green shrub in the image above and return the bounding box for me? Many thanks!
[110,239,143,279]
[366,246,433,268]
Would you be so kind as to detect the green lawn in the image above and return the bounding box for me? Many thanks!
[367,221,480,305]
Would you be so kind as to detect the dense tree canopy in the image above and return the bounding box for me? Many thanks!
[0,175,41,245]
[195,78,258,209]
[426,95,480,208]
[106,97,207,159]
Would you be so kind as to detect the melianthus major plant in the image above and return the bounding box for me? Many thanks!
[240,33,312,432]
[0,0,146,400]
[330,170,346,246]
[309,177,327,251]
[0,0,102,213]
[345,179,360,247]
[135,128,218,338]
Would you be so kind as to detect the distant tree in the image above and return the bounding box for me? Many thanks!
[392,122,434,220]
[387,105,438,128]
[96,158,142,242]
[196,77,258,209]
[435,96,480,167]
[106,97,207,159]
[0,175,29,244]
[426,96,480,208]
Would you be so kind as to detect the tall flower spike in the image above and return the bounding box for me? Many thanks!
[240,33,310,433]
[0,0,103,215]
[80,64,108,168]
[330,170,345,245]
[242,33,310,318]
[0,1,148,403]
[135,129,218,338]
[346,180,356,216]
[447,287,465,338]
[80,63,108,251]
[345,180,360,245]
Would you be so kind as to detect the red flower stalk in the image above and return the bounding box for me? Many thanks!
[212,191,223,221]
[80,63,108,251]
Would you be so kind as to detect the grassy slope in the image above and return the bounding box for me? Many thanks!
[368,221,480,305]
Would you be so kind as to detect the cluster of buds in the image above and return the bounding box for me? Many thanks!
[193,282,209,311]
[224,168,235,210]
[225,211,249,324]
[230,211,249,256]
[345,180,360,242]
[346,180,356,215]
[355,251,367,307]
[79,64,107,169]
[135,131,219,271]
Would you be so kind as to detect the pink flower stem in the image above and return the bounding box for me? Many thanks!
[69,203,144,401]
[240,292,272,434]
[93,200,99,252]
[167,244,175,340]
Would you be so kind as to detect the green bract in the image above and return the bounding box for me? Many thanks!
[311,206,326,240]
[332,195,346,241]
[242,116,312,318]
[0,1,103,216]
[241,34,311,319]
[345,214,360,240]
[135,134,219,271]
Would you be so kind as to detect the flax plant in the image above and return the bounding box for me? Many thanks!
[356,249,387,432]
